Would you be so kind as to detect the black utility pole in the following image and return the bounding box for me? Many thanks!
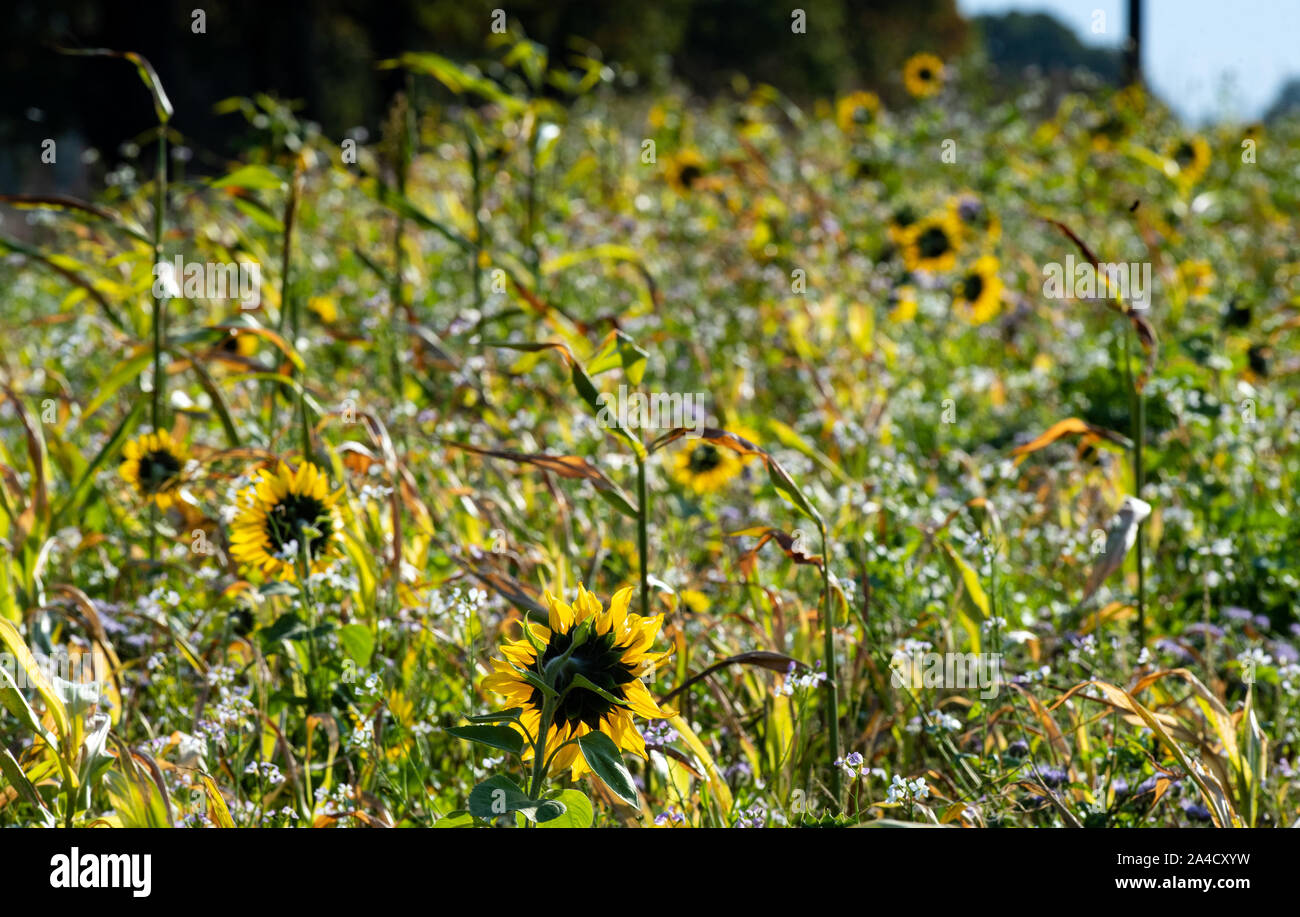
[1124,0,1143,85]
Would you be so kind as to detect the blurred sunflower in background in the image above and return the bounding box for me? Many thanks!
[671,428,758,494]
[836,90,881,133]
[1178,259,1215,299]
[483,584,674,777]
[903,53,944,98]
[664,148,708,194]
[120,429,187,509]
[214,328,258,363]
[887,204,920,246]
[1168,136,1211,184]
[889,284,919,323]
[901,212,962,272]
[953,255,1004,324]
[230,461,341,579]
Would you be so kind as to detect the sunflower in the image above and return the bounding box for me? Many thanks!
[887,204,920,246]
[901,212,962,272]
[671,428,758,495]
[307,295,338,324]
[836,90,882,133]
[903,53,944,98]
[1088,112,1127,152]
[229,461,341,579]
[482,584,674,777]
[1168,136,1211,184]
[215,328,258,361]
[953,256,1003,324]
[889,284,919,323]
[1115,84,1146,115]
[120,429,187,509]
[1178,259,1214,298]
[664,148,708,194]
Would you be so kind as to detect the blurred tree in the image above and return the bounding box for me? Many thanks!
[1,0,969,179]
[973,12,1122,84]
[1265,76,1300,122]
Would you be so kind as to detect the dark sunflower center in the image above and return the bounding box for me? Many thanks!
[853,106,872,125]
[138,450,181,493]
[530,630,637,732]
[1174,142,1195,166]
[218,334,242,353]
[917,226,951,258]
[678,164,703,188]
[688,443,723,473]
[962,273,984,302]
[264,493,333,558]
[918,68,933,81]
[892,206,917,229]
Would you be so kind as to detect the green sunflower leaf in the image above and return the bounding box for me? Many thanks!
[577,731,640,808]
[446,724,525,755]
[338,623,375,667]
[535,789,593,828]
[533,798,567,823]
[467,774,556,822]
[516,668,559,700]
[433,810,475,828]
[259,582,300,599]
[568,673,631,709]
[465,707,523,724]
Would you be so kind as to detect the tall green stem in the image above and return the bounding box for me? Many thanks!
[1129,325,1147,646]
[281,171,308,459]
[150,126,167,430]
[465,122,485,314]
[147,127,167,568]
[525,114,540,289]
[820,525,842,802]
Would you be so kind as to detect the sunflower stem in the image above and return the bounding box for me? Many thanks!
[528,694,556,802]
[297,540,321,708]
[635,455,650,620]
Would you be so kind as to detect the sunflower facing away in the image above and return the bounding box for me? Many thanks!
[483,585,674,777]
[230,461,341,579]
[953,255,1004,324]
[903,53,945,99]
[901,212,962,272]
[836,90,882,133]
[671,429,757,495]
[120,429,187,509]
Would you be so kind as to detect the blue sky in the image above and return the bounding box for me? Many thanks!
[957,0,1300,123]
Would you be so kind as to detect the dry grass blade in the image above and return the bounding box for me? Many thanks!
[659,651,806,704]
